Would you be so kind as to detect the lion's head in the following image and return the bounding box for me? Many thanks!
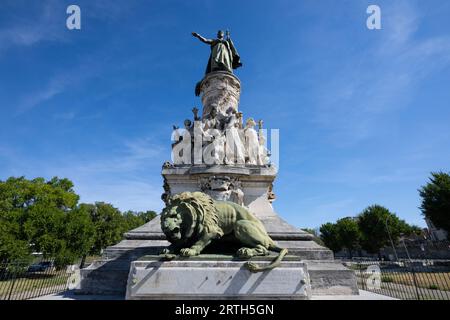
[160,192,223,245]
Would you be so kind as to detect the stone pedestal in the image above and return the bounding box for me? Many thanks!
[198,71,241,118]
[125,256,310,300]
[161,164,315,241]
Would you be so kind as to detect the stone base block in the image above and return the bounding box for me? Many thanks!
[307,261,359,295]
[125,256,311,300]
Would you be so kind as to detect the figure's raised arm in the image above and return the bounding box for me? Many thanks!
[192,32,213,44]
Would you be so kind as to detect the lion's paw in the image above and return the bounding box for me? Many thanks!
[237,248,254,258]
[180,248,199,256]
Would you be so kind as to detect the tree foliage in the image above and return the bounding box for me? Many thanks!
[319,223,342,253]
[319,205,420,257]
[122,210,157,234]
[319,218,361,256]
[80,202,125,256]
[0,176,157,264]
[419,171,450,238]
[357,205,408,255]
[0,177,81,264]
[335,217,361,258]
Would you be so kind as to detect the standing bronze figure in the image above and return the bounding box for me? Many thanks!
[192,30,242,75]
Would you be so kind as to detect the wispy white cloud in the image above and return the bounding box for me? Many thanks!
[68,137,165,175]
[14,68,97,114]
[0,134,167,212]
[313,0,450,146]
[0,0,66,55]
[293,156,427,187]
[383,0,420,48]
[2,1,140,115]
[16,75,68,114]
[58,136,167,211]
[75,179,163,213]
[0,1,136,55]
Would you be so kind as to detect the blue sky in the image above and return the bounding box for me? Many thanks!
[1,0,449,229]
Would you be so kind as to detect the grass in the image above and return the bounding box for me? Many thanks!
[390,272,450,291]
[358,271,450,292]
[428,284,439,290]
[381,275,394,283]
[83,255,102,265]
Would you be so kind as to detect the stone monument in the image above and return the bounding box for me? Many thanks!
[77,30,358,299]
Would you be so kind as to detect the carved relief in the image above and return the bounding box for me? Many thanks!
[198,175,244,205]
[161,177,172,205]
[267,183,276,203]
[162,161,174,169]
[199,72,241,118]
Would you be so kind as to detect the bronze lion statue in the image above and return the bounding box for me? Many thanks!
[160,191,287,272]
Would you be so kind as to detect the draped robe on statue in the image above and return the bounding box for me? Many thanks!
[224,115,245,164]
[206,38,242,74]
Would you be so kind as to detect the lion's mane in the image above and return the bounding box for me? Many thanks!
[161,192,224,244]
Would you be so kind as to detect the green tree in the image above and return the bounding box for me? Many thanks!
[0,220,30,263]
[121,210,157,232]
[0,178,30,262]
[122,211,144,232]
[335,217,361,258]
[1,176,159,266]
[64,206,95,267]
[357,205,406,258]
[138,210,157,224]
[419,172,450,238]
[77,206,156,267]
[81,202,125,256]
[406,224,424,237]
[319,222,342,253]
[0,177,81,264]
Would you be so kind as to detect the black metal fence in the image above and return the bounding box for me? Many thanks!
[0,260,77,300]
[347,260,450,300]
[336,241,450,260]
